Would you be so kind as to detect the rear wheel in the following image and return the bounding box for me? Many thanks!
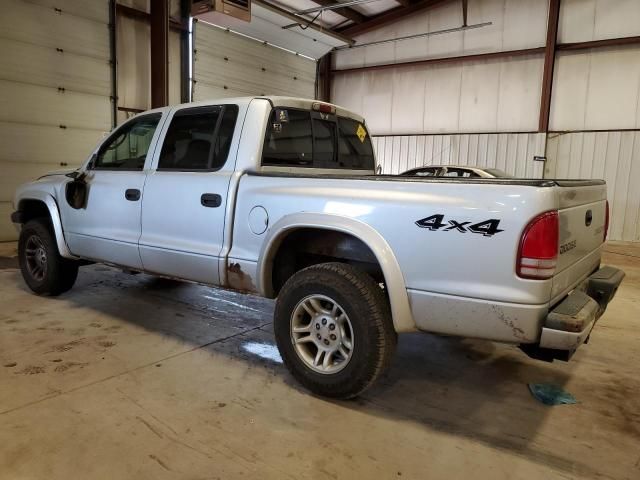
[18,219,79,296]
[274,262,396,399]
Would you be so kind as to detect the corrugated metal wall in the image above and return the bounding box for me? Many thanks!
[550,45,640,131]
[372,133,546,177]
[332,0,548,136]
[193,21,316,101]
[0,0,112,240]
[333,54,544,135]
[546,131,640,242]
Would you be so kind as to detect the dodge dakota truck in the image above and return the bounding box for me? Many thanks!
[11,96,624,398]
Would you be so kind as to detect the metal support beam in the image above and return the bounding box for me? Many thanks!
[150,0,169,108]
[538,0,560,133]
[180,0,190,103]
[338,0,452,37]
[256,1,355,45]
[317,52,333,102]
[462,0,468,27]
[109,0,117,128]
[307,0,367,24]
[116,3,187,32]
[332,47,546,74]
[557,35,640,51]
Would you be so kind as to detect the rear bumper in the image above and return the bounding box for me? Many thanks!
[522,266,625,361]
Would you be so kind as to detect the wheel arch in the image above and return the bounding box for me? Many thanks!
[14,191,75,259]
[257,213,417,333]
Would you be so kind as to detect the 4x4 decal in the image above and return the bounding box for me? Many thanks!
[416,214,503,237]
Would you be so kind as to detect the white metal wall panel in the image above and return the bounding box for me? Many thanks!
[372,133,546,178]
[0,0,111,240]
[117,16,151,112]
[0,80,111,132]
[0,0,110,60]
[116,16,182,113]
[550,45,640,131]
[558,0,640,43]
[334,0,548,70]
[332,54,544,135]
[193,21,316,101]
[169,30,182,105]
[26,0,109,22]
[0,38,111,97]
[546,131,640,242]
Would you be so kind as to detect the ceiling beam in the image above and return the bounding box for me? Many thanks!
[255,0,355,45]
[308,0,367,24]
[338,0,452,37]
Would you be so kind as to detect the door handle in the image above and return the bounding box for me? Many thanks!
[125,189,141,201]
[201,193,222,208]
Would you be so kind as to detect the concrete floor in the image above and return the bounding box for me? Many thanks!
[0,242,639,480]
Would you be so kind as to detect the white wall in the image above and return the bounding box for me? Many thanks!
[550,45,640,131]
[558,0,640,43]
[373,133,546,177]
[546,131,640,241]
[335,0,548,69]
[0,0,112,240]
[193,21,316,101]
[332,0,548,136]
[116,4,183,123]
[333,54,544,135]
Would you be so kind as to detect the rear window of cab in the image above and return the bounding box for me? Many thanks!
[262,108,374,170]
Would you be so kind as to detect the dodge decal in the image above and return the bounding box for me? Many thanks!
[416,214,503,237]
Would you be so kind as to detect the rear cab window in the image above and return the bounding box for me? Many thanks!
[262,108,374,170]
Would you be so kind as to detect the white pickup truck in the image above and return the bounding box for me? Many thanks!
[12,96,624,398]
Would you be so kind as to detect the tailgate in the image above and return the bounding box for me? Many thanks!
[552,181,607,302]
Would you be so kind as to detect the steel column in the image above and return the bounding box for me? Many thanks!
[150,0,169,108]
[109,0,118,127]
[538,0,560,133]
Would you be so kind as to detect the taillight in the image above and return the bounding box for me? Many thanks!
[517,211,559,280]
[604,200,610,242]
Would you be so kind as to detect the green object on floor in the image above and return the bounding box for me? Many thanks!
[528,383,577,406]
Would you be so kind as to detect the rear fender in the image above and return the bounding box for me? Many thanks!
[257,213,417,333]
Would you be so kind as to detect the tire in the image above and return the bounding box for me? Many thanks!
[274,262,396,399]
[18,219,79,296]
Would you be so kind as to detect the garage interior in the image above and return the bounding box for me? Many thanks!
[1,0,640,479]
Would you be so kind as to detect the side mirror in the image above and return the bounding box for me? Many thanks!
[65,170,89,209]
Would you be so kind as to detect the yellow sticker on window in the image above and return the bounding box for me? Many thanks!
[356,124,367,143]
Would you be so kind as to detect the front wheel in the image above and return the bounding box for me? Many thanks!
[274,262,396,399]
[18,219,79,296]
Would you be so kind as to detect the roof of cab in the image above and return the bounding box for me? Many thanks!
[169,96,365,123]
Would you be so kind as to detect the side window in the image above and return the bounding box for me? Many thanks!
[158,105,238,171]
[94,114,161,170]
[313,119,337,168]
[338,118,374,170]
[262,110,313,167]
